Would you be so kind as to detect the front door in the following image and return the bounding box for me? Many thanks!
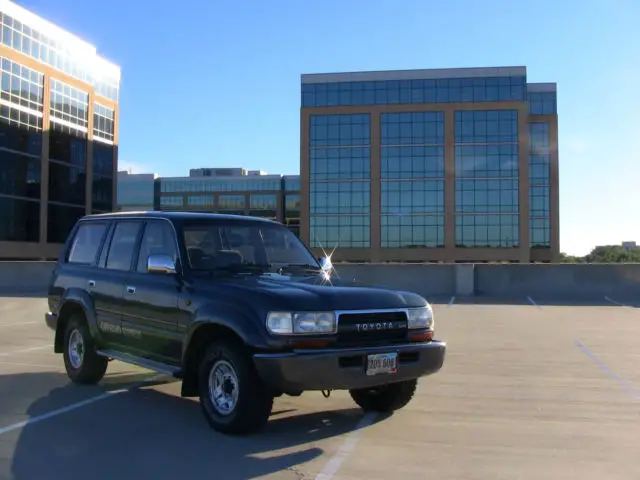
[120,219,185,364]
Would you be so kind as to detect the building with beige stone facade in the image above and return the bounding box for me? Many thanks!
[0,0,119,259]
[300,66,558,263]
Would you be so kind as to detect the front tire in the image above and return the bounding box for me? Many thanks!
[197,339,273,435]
[62,314,108,384]
[349,379,418,412]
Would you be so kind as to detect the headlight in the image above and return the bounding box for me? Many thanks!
[266,311,337,335]
[407,305,434,330]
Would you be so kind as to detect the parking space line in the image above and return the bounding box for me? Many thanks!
[604,296,628,307]
[0,345,51,357]
[527,296,542,309]
[0,321,39,328]
[447,296,456,307]
[0,360,57,369]
[315,412,377,480]
[0,374,166,436]
[574,339,640,401]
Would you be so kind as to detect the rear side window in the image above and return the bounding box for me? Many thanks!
[105,221,143,271]
[67,223,108,264]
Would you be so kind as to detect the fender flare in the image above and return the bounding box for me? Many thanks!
[57,288,100,339]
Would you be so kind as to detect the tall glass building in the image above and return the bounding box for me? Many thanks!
[300,66,558,263]
[0,0,120,259]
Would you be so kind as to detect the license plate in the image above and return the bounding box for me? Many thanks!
[366,353,398,376]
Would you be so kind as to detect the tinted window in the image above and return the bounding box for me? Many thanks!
[105,221,142,271]
[67,222,107,264]
[136,221,178,273]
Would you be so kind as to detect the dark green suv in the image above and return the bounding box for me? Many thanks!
[45,211,446,434]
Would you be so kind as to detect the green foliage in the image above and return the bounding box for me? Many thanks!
[560,245,640,263]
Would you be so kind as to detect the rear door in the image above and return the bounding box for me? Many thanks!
[60,220,117,344]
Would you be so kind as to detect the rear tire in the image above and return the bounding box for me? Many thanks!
[62,314,108,384]
[349,379,417,412]
[197,339,273,435]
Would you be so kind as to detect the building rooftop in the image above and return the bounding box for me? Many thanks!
[0,0,121,81]
[301,66,527,84]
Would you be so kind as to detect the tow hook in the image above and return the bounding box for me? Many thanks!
[321,389,332,398]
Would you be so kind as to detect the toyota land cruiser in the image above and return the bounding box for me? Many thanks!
[45,211,446,434]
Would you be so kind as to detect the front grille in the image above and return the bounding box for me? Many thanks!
[336,311,408,347]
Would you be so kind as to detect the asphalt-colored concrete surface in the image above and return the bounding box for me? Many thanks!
[0,297,639,480]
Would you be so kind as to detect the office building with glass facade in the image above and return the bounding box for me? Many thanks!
[117,171,156,211]
[300,66,558,263]
[0,0,120,259]
[117,168,301,236]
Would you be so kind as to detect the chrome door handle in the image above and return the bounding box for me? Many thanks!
[88,280,96,288]
[126,286,136,295]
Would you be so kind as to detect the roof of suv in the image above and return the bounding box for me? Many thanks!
[83,211,281,225]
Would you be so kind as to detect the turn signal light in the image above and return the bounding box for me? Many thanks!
[409,331,433,342]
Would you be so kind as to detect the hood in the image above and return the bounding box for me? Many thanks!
[194,272,427,312]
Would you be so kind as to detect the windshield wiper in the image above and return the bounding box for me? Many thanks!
[211,263,272,276]
[276,263,322,275]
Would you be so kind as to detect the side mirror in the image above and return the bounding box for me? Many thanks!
[318,256,333,272]
[147,254,177,275]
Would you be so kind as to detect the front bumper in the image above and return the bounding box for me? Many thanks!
[45,312,57,331]
[253,340,446,392]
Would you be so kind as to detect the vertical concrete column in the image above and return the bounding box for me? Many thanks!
[517,106,530,263]
[112,103,120,212]
[299,111,311,245]
[455,263,475,296]
[85,97,94,215]
[370,112,381,262]
[39,74,51,250]
[444,108,455,259]
[548,115,560,261]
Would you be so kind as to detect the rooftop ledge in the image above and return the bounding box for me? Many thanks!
[0,0,121,79]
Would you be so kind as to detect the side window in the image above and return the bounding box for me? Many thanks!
[105,221,143,271]
[67,223,108,265]
[136,221,178,273]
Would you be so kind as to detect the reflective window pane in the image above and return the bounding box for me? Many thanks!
[529,122,551,247]
[47,203,85,243]
[454,110,519,247]
[0,195,39,242]
[310,114,371,248]
[302,76,527,108]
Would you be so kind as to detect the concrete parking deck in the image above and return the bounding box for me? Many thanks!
[0,297,638,479]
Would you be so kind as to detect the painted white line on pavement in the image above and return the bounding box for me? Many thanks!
[0,321,40,328]
[0,360,57,369]
[315,412,377,480]
[527,296,542,309]
[0,374,166,436]
[604,296,627,307]
[447,296,456,307]
[0,345,52,357]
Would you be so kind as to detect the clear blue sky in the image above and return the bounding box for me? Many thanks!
[20,0,640,256]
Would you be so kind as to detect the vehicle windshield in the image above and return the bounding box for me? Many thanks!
[182,220,320,273]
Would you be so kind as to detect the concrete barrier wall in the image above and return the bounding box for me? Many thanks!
[0,262,56,293]
[474,264,640,300]
[0,261,639,301]
[332,264,456,299]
